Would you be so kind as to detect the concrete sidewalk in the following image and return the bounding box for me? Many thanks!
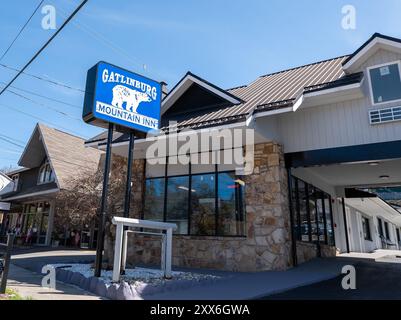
[6,263,103,300]
[150,258,352,300]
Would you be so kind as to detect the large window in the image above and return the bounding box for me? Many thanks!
[290,176,335,246]
[368,62,401,105]
[38,161,54,184]
[190,173,216,235]
[166,176,189,235]
[144,163,246,237]
[217,172,245,236]
[143,178,165,221]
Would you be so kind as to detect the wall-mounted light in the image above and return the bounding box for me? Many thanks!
[368,162,380,166]
[379,175,390,180]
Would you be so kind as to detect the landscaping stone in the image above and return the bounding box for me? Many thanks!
[106,283,119,300]
[89,276,99,293]
[116,281,137,300]
[95,281,108,297]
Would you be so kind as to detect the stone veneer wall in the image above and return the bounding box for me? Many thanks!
[296,242,337,265]
[105,142,294,272]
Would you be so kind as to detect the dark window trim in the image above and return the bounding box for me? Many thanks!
[290,176,335,247]
[362,216,373,241]
[144,162,246,237]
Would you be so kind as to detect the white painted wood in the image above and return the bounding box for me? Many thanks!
[272,48,401,153]
[112,222,124,282]
[111,217,177,282]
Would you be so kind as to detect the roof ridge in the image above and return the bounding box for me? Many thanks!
[226,84,247,91]
[38,123,86,141]
[259,54,350,79]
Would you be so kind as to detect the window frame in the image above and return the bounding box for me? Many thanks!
[290,176,335,246]
[37,161,55,185]
[143,161,246,238]
[362,216,372,241]
[367,60,401,106]
[11,174,19,192]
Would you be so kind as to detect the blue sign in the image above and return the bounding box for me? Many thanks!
[83,62,161,133]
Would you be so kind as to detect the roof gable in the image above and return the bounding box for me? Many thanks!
[161,72,242,115]
[343,33,401,73]
[19,124,103,189]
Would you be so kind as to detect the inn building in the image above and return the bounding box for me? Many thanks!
[86,33,401,271]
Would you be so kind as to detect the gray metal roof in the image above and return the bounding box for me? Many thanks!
[87,55,356,142]
[162,55,350,131]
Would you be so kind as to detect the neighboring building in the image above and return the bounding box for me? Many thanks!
[0,172,12,237]
[0,123,103,246]
[86,33,401,271]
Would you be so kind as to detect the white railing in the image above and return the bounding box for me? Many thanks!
[111,217,177,282]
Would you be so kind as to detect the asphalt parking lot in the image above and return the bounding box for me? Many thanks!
[263,258,401,300]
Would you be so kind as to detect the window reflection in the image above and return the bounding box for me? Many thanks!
[190,174,216,235]
[217,172,245,236]
[166,176,189,235]
[144,178,165,221]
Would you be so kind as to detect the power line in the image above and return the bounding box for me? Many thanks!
[0,0,88,97]
[0,0,44,62]
[0,133,25,145]
[0,82,81,109]
[0,102,89,139]
[0,132,97,168]
[0,62,86,94]
[4,88,81,121]
[0,136,25,149]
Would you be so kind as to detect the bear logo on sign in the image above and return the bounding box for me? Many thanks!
[111,85,152,113]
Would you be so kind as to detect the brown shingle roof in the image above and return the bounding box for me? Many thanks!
[38,124,103,189]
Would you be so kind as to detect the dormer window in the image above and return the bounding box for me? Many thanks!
[368,61,401,105]
[11,174,19,191]
[38,162,54,184]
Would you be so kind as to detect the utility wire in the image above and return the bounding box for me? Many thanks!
[0,136,25,149]
[0,0,88,97]
[0,62,86,94]
[0,133,97,168]
[5,88,81,121]
[0,103,89,139]
[0,0,44,62]
[0,81,81,109]
[0,133,25,145]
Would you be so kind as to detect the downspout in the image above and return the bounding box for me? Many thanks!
[287,168,298,267]
[341,197,350,253]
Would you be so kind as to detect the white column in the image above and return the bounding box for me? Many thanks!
[112,223,124,282]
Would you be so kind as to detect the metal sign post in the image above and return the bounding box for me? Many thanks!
[94,123,114,277]
[121,131,135,275]
[0,233,15,294]
[123,131,135,219]
[82,61,162,277]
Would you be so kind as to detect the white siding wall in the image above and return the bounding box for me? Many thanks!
[277,48,401,153]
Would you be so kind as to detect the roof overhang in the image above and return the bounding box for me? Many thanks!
[161,72,243,115]
[301,80,364,109]
[345,196,401,225]
[0,188,59,202]
[343,33,401,73]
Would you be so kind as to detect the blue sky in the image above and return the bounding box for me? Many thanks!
[0,0,401,169]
